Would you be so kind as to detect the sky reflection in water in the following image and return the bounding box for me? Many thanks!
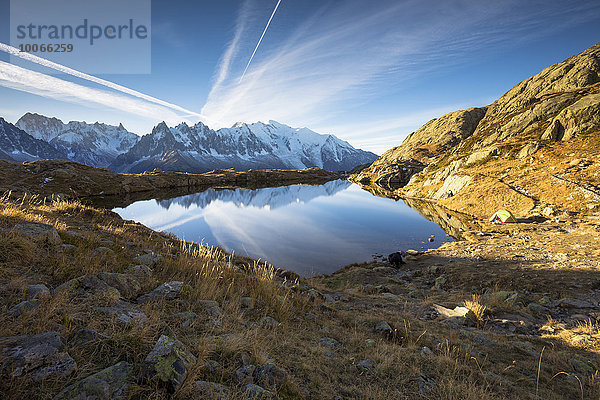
[113,180,452,276]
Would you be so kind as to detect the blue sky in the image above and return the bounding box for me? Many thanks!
[0,0,599,154]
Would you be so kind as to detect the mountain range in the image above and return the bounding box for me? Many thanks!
[0,113,377,173]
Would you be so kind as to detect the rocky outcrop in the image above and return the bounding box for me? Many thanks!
[352,42,600,218]
[0,332,76,381]
[54,361,132,400]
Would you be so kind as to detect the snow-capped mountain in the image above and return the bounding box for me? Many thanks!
[157,179,352,211]
[0,118,67,162]
[110,120,377,173]
[16,113,139,167]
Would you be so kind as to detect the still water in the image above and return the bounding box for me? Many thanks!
[113,180,453,276]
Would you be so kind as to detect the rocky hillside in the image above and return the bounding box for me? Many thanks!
[0,118,68,162]
[353,42,600,219]
[16,113,139,168]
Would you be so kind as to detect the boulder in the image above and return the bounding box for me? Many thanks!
[97,272,142,299]
[7,300,40,317]
[26,284,50,300]
[132,252,162,266]
[197,300,222,317]
[14,222,61,245]
[357,359,375,373]
[53,274,120,303]
[374,321,393,335]
[433,175,472,200]
[253,363,287,388]
[234,365,256,385]
[195,381,229,399]
[136,281,182,303]
[96,302,147,327]
[142,335,197,392]
[0,332,76,381]
[54,361,131,400]
[243,383,274,399]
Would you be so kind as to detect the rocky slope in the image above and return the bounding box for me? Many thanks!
[110,120,377,174]
[0,159,341,200]
[0,118,68,162]
[16,113,140,167]
[353,42,600,219]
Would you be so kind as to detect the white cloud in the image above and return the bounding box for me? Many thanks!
[202,0,600,149]
[0,61,191,126]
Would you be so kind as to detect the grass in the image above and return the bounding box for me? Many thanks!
[0,194,599,399]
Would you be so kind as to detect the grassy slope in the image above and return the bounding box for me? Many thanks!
[0,192,599,399]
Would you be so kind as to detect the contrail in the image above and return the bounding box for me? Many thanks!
[239,0,282,83]
[0,42,215,123]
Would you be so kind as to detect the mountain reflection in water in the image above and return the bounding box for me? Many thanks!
[113,180,454,276]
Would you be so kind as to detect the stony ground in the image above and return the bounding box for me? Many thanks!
[1,193,600,399]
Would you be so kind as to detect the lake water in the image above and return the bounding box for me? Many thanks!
[113,180,454,276]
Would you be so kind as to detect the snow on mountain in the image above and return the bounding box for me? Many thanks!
[16,113,139,167]
[111,120,377,173]
[157,179,353,211]
[0,118,67,162]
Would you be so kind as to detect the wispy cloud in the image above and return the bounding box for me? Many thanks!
[202,0,600,148]
[0,61,191,126]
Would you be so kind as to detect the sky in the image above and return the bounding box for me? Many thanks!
[0,0,599,154]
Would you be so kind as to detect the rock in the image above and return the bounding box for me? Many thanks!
[537,296,557,308]
[97,272,142,299]
[527,302,549,316]
[55,244,77,252]
[558,298,594,309]
[234,365,256,385]
[69,329,109,346]
[365,339,376,347]
[170,312,198,329]
[433,174,472,200]
[253,363,287,388]
[421,346,434,356]
[318,337,339,348]
[96,302,147,327]
[518,141,540,158]
[241,297,257,309]
[434,275,447,290]
[136,281,182,303]
[571,355,596,375]
[428,238,434,242]
[126,264,153,279]
[433,304,471,319]
[243,383,274,399]
[26,284,50,300]
[382,292,399,301]
[388,252,404,268]
[7,300,40,317]
[132,252,162,266]
[54,361,131,400]
[142,335,197,392]
[195,381,229,399]
[0,332,76,380]
[54,274,120,302]
[542,93,600,141]
[93,247,114,255]
[542,207,556,217]
[257,316,280,328]
[374,321,393,335]
[14,222,61,245]
[357,359,375,373]
[198,300,222,317]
